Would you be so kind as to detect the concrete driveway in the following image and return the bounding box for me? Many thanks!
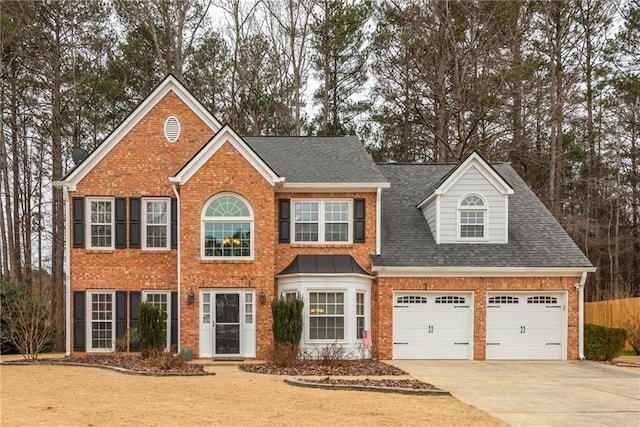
[391,360,640,427]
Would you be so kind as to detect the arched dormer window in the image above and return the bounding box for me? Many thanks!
[201,194,253,259]
[458,194,487,240]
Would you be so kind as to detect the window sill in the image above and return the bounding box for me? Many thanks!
[82,249,116,254]
[288,243,353,248]
[141,248,173,253]
[200,259,254,264]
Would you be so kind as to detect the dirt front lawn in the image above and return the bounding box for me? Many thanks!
[1,363,506,427]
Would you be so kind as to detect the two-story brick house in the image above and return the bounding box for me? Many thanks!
[54,75,595,361]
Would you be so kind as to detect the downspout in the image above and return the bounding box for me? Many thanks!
[62,184,71,357]
[376,187,382,255]
[172,183,181,353]
[578,271,588,360]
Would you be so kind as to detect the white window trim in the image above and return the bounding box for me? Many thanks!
[142,198,171,251]
[87,290,116,352]
[457,193,488,242]
[86,197,115,250]
[308,290,347,343]
[142,290,171,350]
[200,193,254,260]
[291,199,353,244]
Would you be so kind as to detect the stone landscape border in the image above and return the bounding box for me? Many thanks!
[0,360,214,377]
[285,377,450,395]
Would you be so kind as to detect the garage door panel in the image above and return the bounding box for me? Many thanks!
[486,292,566,360]
[393,292,472,360]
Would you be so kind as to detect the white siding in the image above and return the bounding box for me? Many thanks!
[439,166,507,243]
[422,198,438,241]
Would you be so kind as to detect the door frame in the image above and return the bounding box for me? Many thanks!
[198,288,255,358]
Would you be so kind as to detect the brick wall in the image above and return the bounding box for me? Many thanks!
[374,276,581,360]
[70,91,214,356]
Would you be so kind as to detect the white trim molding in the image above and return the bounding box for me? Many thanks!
[372,266,597,277]
[60,75,221,191]
[277,182,390,193]
[171,125,283,186]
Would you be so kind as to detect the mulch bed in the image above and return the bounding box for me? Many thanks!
[4,356,206,374]
[240,359,406,376]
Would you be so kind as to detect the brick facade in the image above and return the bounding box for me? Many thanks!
[65,82,588,361]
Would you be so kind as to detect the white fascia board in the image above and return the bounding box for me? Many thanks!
[416,192,436,209]
[275,273,374,280]
[171,125,282,186]
[61,76,221,191]
[437,152,514,196]
[276,182,390,193]
[372,266,597,277]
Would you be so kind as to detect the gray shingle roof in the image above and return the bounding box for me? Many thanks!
[372,163,593,268]
[244,136,387,183]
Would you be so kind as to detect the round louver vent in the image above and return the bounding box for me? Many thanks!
[164,116,180,142]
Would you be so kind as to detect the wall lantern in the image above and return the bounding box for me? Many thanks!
[260,290,267,305]
[188,289,195,305]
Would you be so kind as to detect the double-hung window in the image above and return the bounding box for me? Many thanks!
[458,194,487,240]
[309,291,345,340]
[87,197,114,249]
[202,194,253,259]
[293,200,350,243]
[143,291,170,349]
[88,290,115,351]
[143,198,170,250]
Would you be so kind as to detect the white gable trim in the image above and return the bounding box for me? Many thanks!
[416,152,514,209]
[438,152,514,196]
[372,266,597,278]
[61,75,222,191]
[170,125,283,186]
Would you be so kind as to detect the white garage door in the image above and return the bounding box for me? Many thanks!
[486,292,566,360]
[393,292,473,360]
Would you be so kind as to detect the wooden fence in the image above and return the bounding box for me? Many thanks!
[585,297,640,349]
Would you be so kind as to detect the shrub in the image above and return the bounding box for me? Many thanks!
[318,342,348,367]
[146,351,187,371]
[271,295,304,366]
[0,278,55,360]
[584,323,627,360]
[138,302,166,358]
[624,315,640,354]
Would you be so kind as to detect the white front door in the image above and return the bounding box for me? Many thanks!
[199,289,255,358]
[486,292,566,360]
[393,291,473,360]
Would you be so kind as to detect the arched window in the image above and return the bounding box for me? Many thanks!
[458,194,487,240]
[201,194,253,259]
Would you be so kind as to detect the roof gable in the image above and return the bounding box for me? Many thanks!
[59,75,222,190]
[417,151,513,208]
[170,125,282,186]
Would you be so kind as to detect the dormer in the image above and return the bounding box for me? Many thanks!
[416,151,514,244]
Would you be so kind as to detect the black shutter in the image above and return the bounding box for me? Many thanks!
[73,291,85,351]
[354,198,366,243]
[73,197,84,248]
[278,199,290,243]
[129,198,141,248]
[171,291,178,349]
[115,198,127,248]
[129,292,141,351]
[171,198,178,249]
[115,291,127,345]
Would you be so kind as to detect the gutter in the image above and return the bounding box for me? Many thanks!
[172,183,181,353]
[578,271,588,360]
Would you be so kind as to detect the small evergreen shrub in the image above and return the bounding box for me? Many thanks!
[584,323,627,360]
[271,295,304,366]
[139,302,167,359]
